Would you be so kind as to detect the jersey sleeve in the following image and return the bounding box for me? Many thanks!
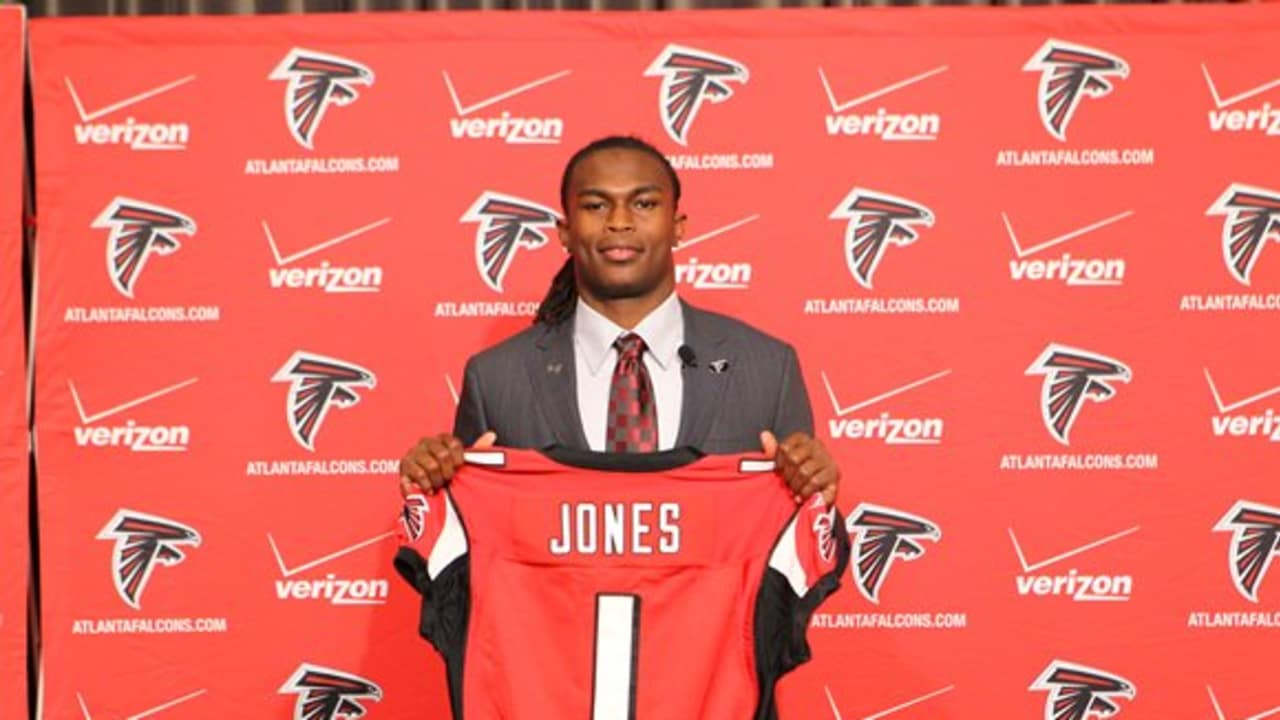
[753,495,851,719]
[392,491,470,717]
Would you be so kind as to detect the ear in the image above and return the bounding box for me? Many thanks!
[556,218,571,251]
[672,211,688,246]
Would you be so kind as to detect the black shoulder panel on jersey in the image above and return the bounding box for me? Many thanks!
[750,508,852,720]
[393,548,471,720]
[541,445,704,472]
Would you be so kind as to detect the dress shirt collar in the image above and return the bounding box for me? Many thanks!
[574,292,684,376]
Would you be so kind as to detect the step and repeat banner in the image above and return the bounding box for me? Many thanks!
[29,5,1280,718]
[1,6,28,720]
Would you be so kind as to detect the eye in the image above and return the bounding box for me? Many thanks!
[634,198,659,210]
[581,201,605,212]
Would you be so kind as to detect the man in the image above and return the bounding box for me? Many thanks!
[399,135,839,503]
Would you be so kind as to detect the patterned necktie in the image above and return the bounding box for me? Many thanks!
[606,333,658,453]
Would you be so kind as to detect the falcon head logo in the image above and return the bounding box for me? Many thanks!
[461,191,560,293]
[830,188,934,289]
[1030,660,1136,720]
[91,197,197,299]
[644,44,749,147]
[1023,40,1129,142]
[1027,344,1131,446]
[846,503,940,604]
[1206,183,1280,286]
[1213,500,1280,603]
[269,48,374,150]
[271,351,376,452]
[400,494,429,543]
[96,509,201,610]
[279,663,383,720]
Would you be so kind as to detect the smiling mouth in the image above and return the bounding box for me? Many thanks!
[600,246,642,262]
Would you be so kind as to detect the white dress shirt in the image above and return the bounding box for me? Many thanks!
[573,292,684,451]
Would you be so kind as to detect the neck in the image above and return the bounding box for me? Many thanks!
[578,287,675,330]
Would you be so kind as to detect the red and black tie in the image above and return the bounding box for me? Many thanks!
[606,333,658,453]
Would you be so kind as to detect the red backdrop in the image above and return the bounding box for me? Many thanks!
[0,6,29,720]
[28,6,1280,718]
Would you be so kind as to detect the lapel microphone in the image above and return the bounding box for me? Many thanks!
[677,345,697,369]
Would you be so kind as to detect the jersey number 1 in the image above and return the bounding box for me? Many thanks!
[592,593,640,720]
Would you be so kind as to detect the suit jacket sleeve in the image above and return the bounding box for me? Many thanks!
[772,343,815,439]
[452,357,489,446]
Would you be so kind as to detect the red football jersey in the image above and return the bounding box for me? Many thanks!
[394,447,849,720]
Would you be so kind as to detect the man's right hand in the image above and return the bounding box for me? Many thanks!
[398,431,497,497]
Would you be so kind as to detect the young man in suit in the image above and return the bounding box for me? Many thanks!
[398,135,839,504]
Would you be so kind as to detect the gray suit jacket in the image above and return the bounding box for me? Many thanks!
[452,300,813,453]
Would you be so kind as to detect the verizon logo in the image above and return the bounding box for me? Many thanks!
[67,75,194,151]
[1010,525,1138,602]
[1205,368,1280,442]
[444,70,568,144]
[1005,209,1132,286]
[70,377,197,451]
[673,215,758,290]
[264,217,389,293]
[822,369,949,444]
[818,66,945,141]
[268,530,393,606]
[1203,64,1280,136]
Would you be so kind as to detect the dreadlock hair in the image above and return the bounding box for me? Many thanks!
[534,135,682,326]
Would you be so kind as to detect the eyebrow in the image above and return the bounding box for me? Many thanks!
[576,184,666,200]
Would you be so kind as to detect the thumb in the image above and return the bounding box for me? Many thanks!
[759,430,778,459]
[474,431,498,449]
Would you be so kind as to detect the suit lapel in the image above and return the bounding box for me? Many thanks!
[675,301,731,449]
[527,321,590,450]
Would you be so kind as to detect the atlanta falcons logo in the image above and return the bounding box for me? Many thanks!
[91,197,196,299]
[461,191,559,293]
[279,663,383,720]
[96,509,201,610]
[400,494,429,543]
[1026,344,1131,446]
[845,503,940,604]
[1023,40,1129,142]
[1213,500,1280,603]
[1206,183,1280,286]
[829,188,934,289]
[271,351,376,452]
[644,44,749,147]
[269,48,374,150]
[1030,660,1136,720]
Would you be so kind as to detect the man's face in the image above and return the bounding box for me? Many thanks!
[558,147,686,303]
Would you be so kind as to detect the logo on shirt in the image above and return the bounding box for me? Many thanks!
[1029,660,1136,720]
[279,663,382,720]
[97,509,201,610]
[461,191,560,293]
[271,351,376,451]
[830,188,934,289]
[1214,500,1280,603]
[1206,183,1280,286]
[1024,40,1129,142]
[92,197,197,299]
[269,48,374,150]
[645,44,749,146]
[846,503,941,604]
[1026,344,1131,446]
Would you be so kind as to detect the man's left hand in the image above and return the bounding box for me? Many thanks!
[760,430,840,505]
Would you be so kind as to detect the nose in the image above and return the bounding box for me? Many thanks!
[605,204,634,233]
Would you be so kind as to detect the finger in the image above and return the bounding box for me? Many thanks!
[797,462,833,501]
[759,430,778,459]
[820,478,838,506]
[443,434,465,467]
[780,438,815,472]
[474,431,498,450]
[399,474,415,499]
[429,443,457,482]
